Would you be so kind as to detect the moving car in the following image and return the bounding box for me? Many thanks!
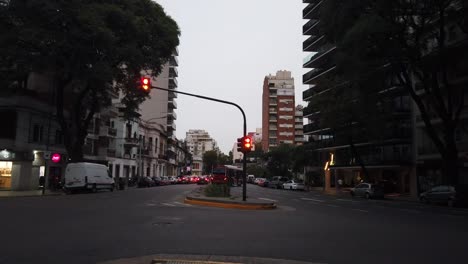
[247,175,255,183]
[420,185,468,207]
[269,176,289,189]
[169,176,178,184]
[197,176,209,185]
[283,179,305,190]
[64,162,114,193]
[350,183,384,199]
[257,178,269,187]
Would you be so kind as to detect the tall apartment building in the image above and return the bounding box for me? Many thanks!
[262,70,299,152]
[294,105,304,146]
[139,49,179,176]
[185,129,218,175]
[302,1,414,195]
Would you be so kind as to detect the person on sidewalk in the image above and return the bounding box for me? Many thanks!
[337,178,343,193]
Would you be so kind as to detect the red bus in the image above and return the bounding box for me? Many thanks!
[210,165,243,185]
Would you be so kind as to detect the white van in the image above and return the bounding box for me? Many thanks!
[64,162,114,192]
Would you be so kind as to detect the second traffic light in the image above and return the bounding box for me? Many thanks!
[241,136,253,153]
[237,136,253,153]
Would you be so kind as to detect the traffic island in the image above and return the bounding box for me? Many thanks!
[185,187,276,210]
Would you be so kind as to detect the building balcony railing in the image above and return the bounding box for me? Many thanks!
[168,90,178,99]
[269,100,277,106]
[168,99,177,109]
[295,124,303,130]
[303,122,322,134]
[269,108,277,114]
[169,66,178,77]
[167,110,177,120]
[170,56,178,67]
[303,66,336,85]
[269,125,277,130]
[303,45,336,68]
[303,106,320,117]
[303,35,325,52]
[169,77,178,88]
[303,1,322,19]
[303,87,316,101]
[269,118,278,123]
[303,19,320,36]
[124,137,139,147]
[167,122,176,130]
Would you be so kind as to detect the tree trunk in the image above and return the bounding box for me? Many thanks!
[349,142,370,182]
[443,136,459,186]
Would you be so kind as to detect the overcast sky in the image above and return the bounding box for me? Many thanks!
[156,0,309,154]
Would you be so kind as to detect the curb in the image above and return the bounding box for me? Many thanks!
[0,192,64,199]
[184,197,276,210]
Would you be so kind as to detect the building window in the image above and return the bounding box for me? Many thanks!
[32,124,44,142]
[55,130,63,144]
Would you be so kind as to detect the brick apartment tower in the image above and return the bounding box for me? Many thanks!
[262,70,296,152]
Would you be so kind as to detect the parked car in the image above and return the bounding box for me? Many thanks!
[152,176,163,186]
[138,177,155,188]
[177,175,189,184]
[420,185,468,207]
[350,183,384,199]
[64,162,114,193]
[169,176,177,184]
[257,178,269,187]
[269,176,289,189]
[283,179,305,190]
[197,176,209,185]
[161,176,171,185]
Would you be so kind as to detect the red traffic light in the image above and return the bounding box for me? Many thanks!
[241,136,253,153]
[140,77,151,91]
[51,153,61,163]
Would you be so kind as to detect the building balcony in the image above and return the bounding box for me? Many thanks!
[158,154,168,160]
[168,90,178,99]
[167,110,177,120]
[302,87,316,101]
[303,106,320,117]
[99,127,117,137]
[124,137,139,147]
[168,99,177,109]
[303,122,323,135]
[303,35,325,52]
[269,125,277,130]
[303,45,336,68]
[295,124,303,130]
[303,1,322,20]
[269,100,277,106]
[169,66,178,78]
[170,56,178,67]
[167,145,176,154]
[269,108,277,114]
[269,118,278,123]
[303,66,336,85]
[269,93,277,97]
[167,122,176,130]
[169,77,178,88]
[303,19,320,36]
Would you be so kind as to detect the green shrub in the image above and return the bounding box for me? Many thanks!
[204,183,230,197]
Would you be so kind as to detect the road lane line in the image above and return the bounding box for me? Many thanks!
[173,201,191,206]
[336,198,354,202]
[352,209,369,213]
[259,198,277,202]
[161,203,176,207]
[301,198,325,202]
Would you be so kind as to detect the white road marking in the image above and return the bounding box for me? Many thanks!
[259,198,277,202]
[336,199,354,202]
[146,203,156,206]
[352,209,369,213]
[161,203,176,207]
[173,201,191,207]
[301,198,325,202]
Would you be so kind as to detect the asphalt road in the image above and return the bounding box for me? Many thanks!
[1,184,467,264]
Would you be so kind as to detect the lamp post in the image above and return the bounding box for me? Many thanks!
[148,85,249,201]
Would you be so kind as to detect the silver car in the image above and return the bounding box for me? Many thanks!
[283,179,305,190]
[350,183,384,199]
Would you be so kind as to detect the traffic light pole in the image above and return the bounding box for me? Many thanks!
[150,86,248,201]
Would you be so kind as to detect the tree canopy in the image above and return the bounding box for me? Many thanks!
[0,0,180,161]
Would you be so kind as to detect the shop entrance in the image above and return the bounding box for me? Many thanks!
[0,161,12,189]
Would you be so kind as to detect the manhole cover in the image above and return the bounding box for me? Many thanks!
[152,260,239,264]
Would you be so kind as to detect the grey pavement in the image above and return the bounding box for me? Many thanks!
[1,184,467,264]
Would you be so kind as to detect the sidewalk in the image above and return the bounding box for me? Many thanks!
[0,189,63,198]
[307,186,418,202]
[185,186,276,210]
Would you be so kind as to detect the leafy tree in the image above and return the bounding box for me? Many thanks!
[321,0,467,185]
[265,144,294,177]
[0,0,180,161]
[217,152,231,165]
[202,150,218,174]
